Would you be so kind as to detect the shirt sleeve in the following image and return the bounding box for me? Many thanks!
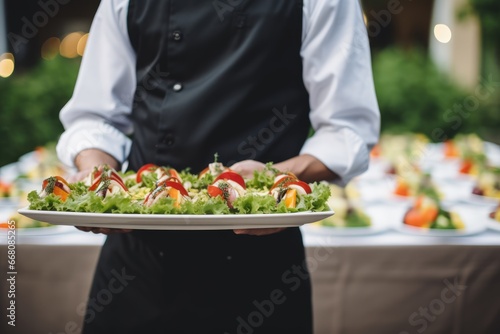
[56,0,136,169]
[300,0,381,186]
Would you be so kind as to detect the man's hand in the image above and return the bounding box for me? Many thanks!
[229,160,266,179]
[66,168,93,183]
[233,228,286,236]
[76,226,132,234]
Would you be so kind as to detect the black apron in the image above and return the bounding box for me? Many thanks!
[83,0,313,333]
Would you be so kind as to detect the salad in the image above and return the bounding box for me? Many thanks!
[317,187,371,228]
[1,212,52,229]
[27,162,331,215]
[403,195,464,230]
[472,167,500,199]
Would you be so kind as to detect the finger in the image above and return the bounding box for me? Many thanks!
[233,228,285,236]
[108,229,133,234]
[233,229,251,235]
[230,160,266,179]
[76,226,92,232]
[92,228,110,234]
[67,169,92,183]
[76,226,132,234]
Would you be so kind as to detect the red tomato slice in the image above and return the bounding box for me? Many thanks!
[287,181,312,194]
[89,173,128,192]
[136,164,158,183]
[164,175,181,183]
[207,185,224,198]
[92,168,102,183]
[88,175,102,191]
[167,168,182,181]
[164,180,188,197]
[110,174,128,191]
[214,171,246,189]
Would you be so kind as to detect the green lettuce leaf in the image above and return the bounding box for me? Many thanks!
[232,194,278,214]
[27,168,332,215]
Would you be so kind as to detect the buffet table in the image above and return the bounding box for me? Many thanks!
[1,139,500,333]
[1,228,499,334]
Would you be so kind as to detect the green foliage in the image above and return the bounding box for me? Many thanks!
[463,0,500,47]
[0,57,80,166]
[372,48,490,141]
[460,0,500,86]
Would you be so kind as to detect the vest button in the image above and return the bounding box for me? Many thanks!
[173,83,183,92]
[172,30,182,41]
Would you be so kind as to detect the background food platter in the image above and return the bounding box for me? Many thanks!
[301,203,405,236]
[487,217,500,232]
[320,135,500,237]
[392,204,489,236]
[0,224,75,236]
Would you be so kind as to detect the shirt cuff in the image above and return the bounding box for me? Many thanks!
[56,120,132,169]
[300,126,370,186]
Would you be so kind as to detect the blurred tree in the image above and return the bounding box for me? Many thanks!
[372,48,492,142]
[0,56,79,166]
[462,0,500,80]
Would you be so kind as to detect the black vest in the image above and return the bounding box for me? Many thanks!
[85,4,314,332]
[126,0,310,172]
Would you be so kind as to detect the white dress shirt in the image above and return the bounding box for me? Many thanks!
[57,0,380,185]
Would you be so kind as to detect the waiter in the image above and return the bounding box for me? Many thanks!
[57,0,380,333]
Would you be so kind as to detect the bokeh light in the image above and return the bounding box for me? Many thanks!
[77,33,89,56]
[41,37,61,60]
[0,53,15,78]
[434,24,452,44]
[60,32,84,58]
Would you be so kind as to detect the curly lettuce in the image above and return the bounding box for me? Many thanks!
[27,168,332,215]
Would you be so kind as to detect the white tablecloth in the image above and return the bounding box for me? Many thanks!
[1,228,500,334]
